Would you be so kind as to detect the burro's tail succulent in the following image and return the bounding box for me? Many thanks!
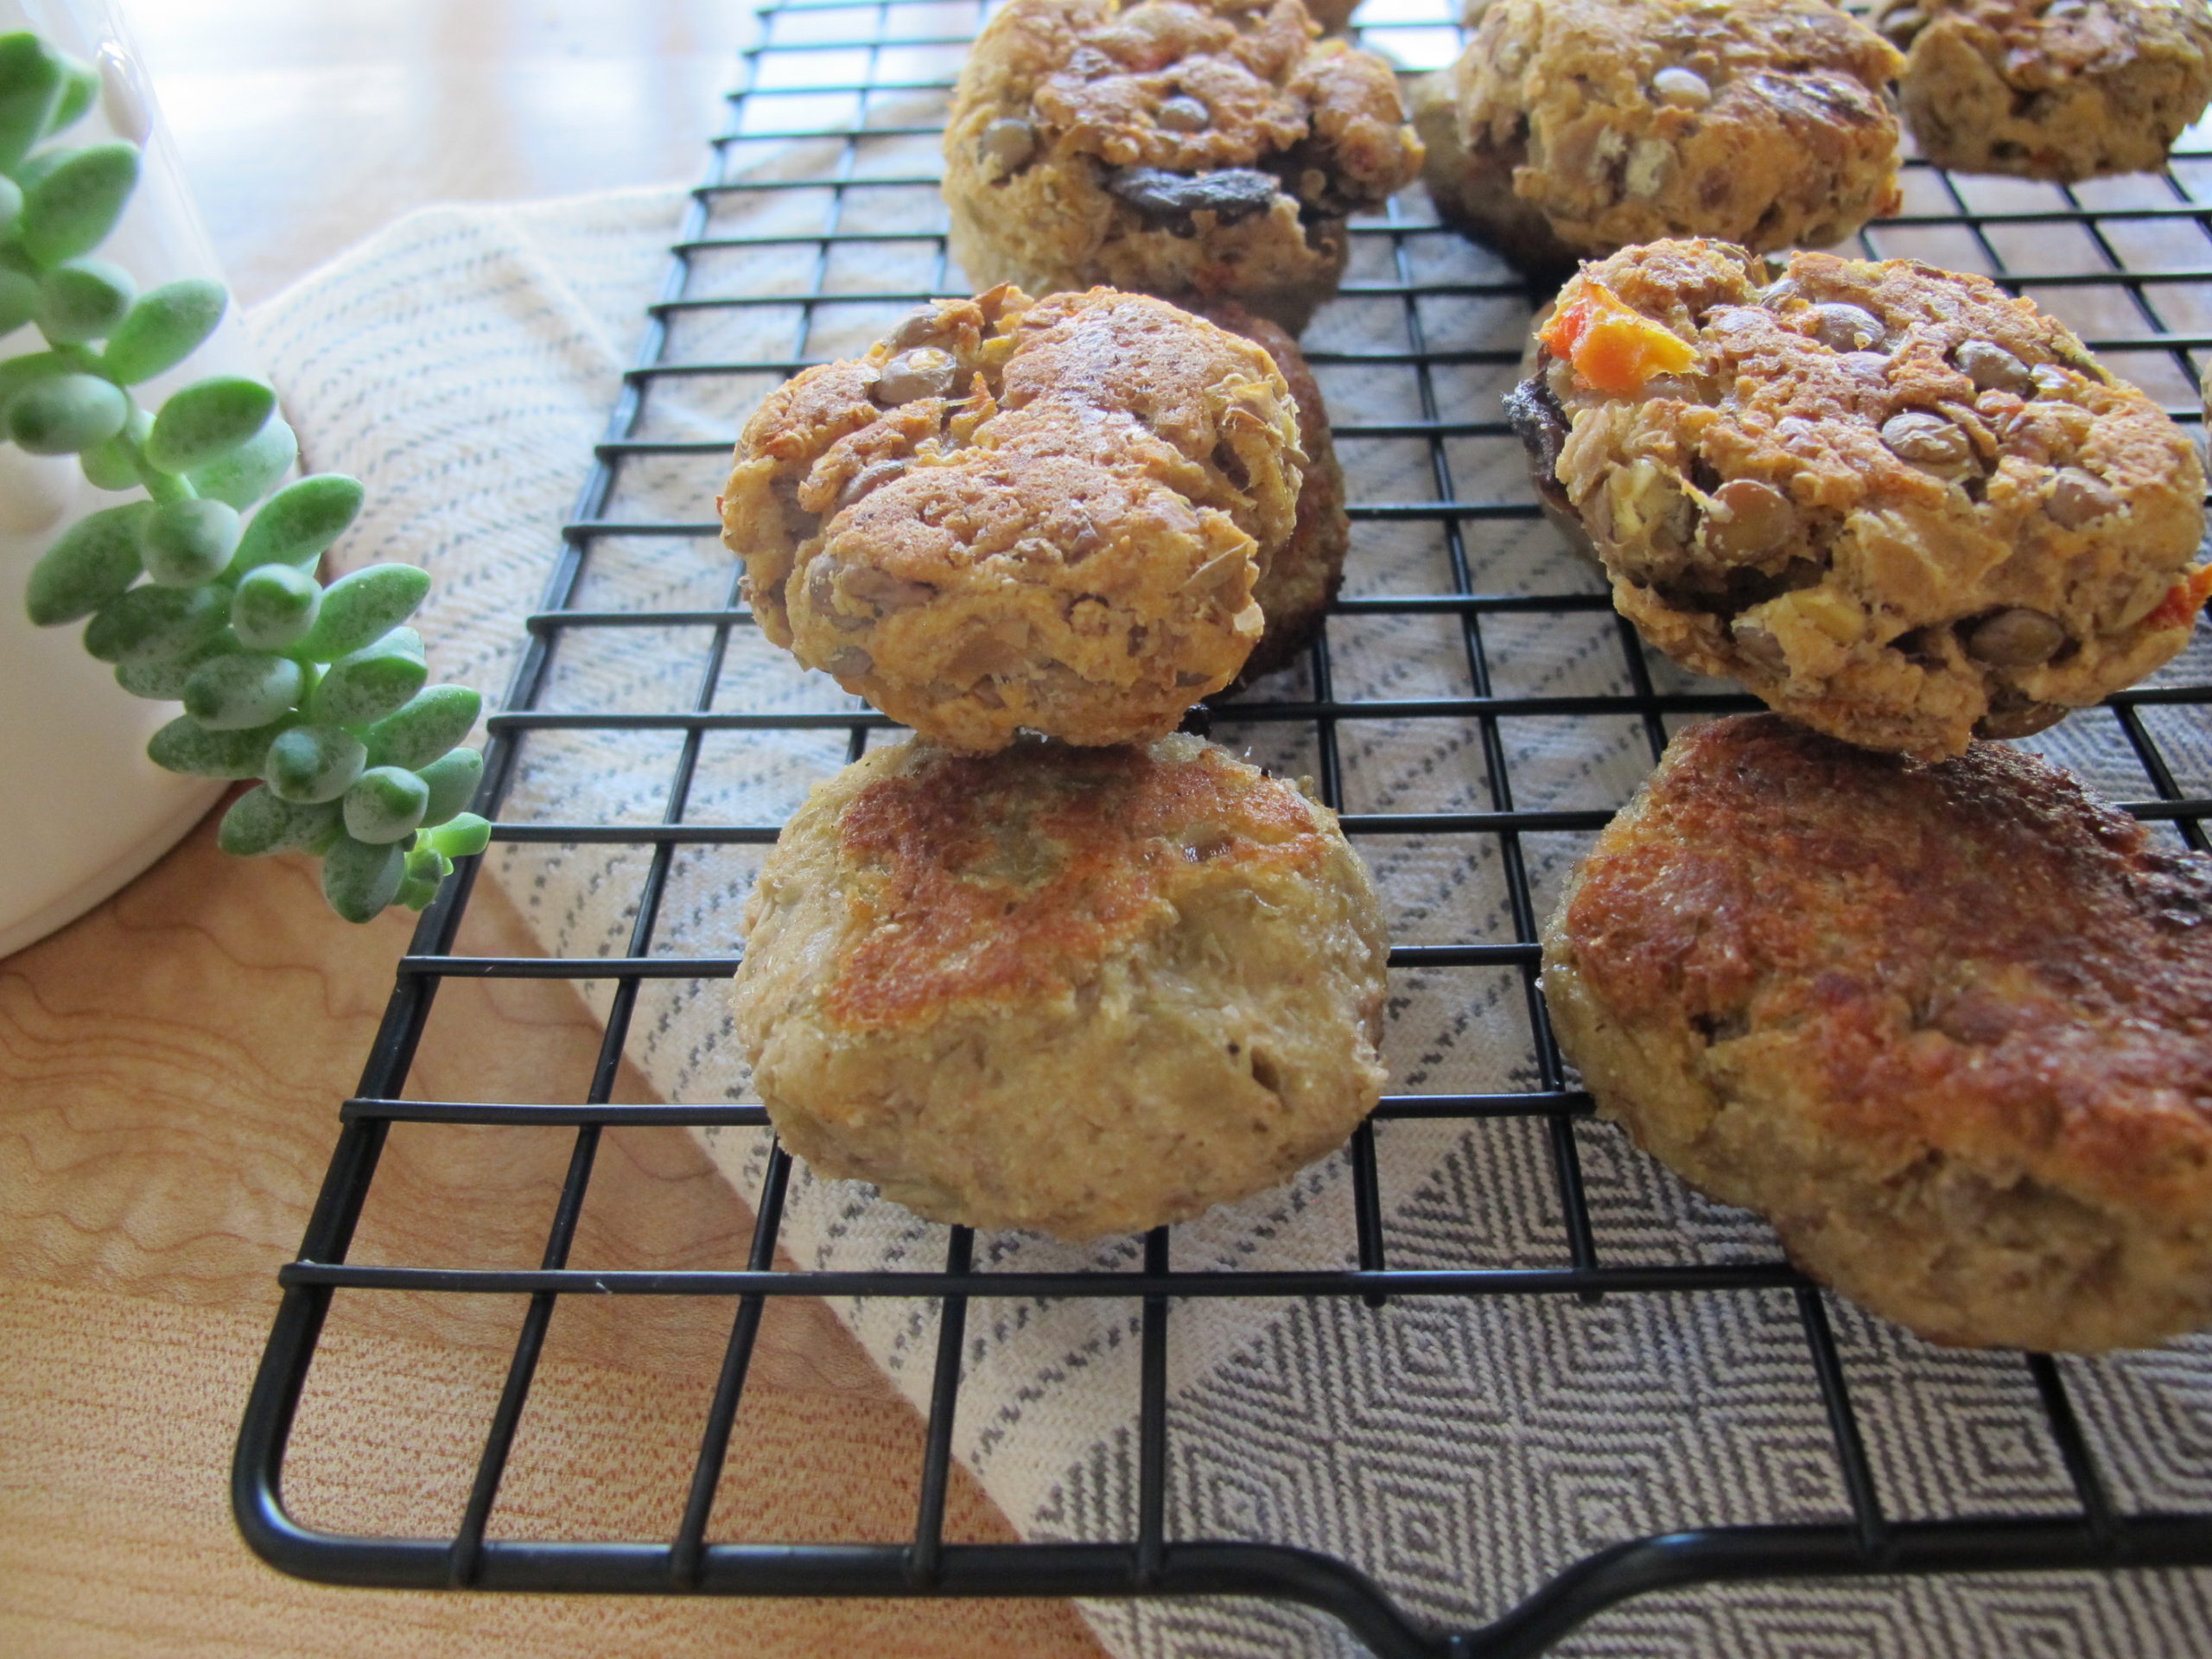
[3,29,487,923]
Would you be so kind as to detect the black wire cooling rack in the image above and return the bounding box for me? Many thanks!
[234,3,2212,1654]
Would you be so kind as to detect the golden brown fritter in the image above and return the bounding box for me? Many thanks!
[733,733,1391,1239]
[1506,238,2209,760]
[1878,0,2212,181]
[719,284,1305,753]
[943,0,1422,333]
[1419,0,1902,277]
[1199,301,1351,683]
[1542,714,2212,1353]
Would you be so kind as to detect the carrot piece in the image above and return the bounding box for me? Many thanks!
[2144,563,2212,632]
[1536,281,1699,395]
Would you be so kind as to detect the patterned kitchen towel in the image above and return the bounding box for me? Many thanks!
[245,164,2212,1658]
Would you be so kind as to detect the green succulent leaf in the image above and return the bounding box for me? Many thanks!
[140,497,242,588]
[102,277,226,383]
[264,723,366,804]
[391,875,439,912]
[308,627,428,728]
[0,265,36,335]
[181,649,302,731]
[0,347,70,415]
[20,140,140,266]
[186,416,295,510]
[404,842,454,881]
[341,766,429,845]
[218,786,342,857]
[82,580,226,664]
[114,632,232,699]
[420,811,492,860]
[145,713,284,779]
[78,423,142,490]
[7,369,127,453]
[226,473,362,576]
[35,255,134,342]
[0,34,67,174]
[296,562,429,661]
[24,499,149,624]
[10,144,67,194]
[49,55,98,136]
[229,561,321,652]
[321,835,406,924]
[143,373,274,474]
[363,683,480,771]
[415,746,484,828]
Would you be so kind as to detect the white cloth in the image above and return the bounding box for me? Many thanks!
[247,182,2212,1658]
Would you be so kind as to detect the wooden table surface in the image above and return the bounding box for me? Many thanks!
[0,5,1104,1655]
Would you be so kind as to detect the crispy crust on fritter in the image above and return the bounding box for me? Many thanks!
[943,0,1421,332]
[1516,238,2208,760]
[732,733,1391,1239]
[1878,0,2212,181]
[719,284,1305,752]
[1421,0,1902,276]
[1541,714,2212,1352]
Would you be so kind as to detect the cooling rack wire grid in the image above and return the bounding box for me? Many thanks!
[235,3,2212,1655]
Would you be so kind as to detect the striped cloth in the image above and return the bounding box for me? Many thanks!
[246,181,2212,1659]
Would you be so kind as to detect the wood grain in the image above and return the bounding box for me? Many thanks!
[0,818,1107,1657]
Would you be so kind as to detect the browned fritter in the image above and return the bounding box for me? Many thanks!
[1878,0,2212,181]
[1541,713,2212,1352]
[1508,239,2209,760]
[825,736,1345,1027]
[1418,0,1902,277]
[942,0,1422,333]
[733,733,1391,1238]
[1200,301,1351,683]
[719,283,1304,753]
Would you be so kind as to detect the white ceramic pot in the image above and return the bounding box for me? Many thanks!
[1,0,262,957]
